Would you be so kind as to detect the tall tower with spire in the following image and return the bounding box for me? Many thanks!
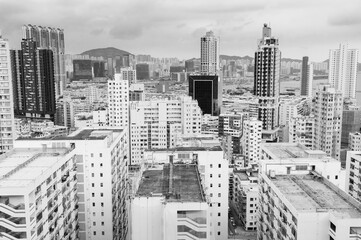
[254,24,281,141]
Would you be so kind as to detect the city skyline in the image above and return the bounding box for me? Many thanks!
[0,0,360,61]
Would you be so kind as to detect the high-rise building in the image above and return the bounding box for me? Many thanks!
[131,164,210,240]
[188,75,221,116]
[72,59,92,81]
[129,96,201,165]
[345,151,361,202]
[0,34,15,154]
[300,56,313,97]
[254,24,281,141]
[135,63,150,80]
[200,31,219,75]
[242,118,262,166]
[143,144,229,240]
[258,161,360,240]
[0,146,79,239]
[313,85,343,160]
[22,24,65,97]
[328,43,359,98]
[11,39,56,120]
[129,83,145,101]
[121,67,136,83]
[15,128,129,240]
[108,73,129,128]
[289,115,314,149]
[219,114,245,154]
[341,106,361,150]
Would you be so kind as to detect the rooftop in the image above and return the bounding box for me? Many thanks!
[148,146,222,152]
[271,174,361,218]
[136,164,205,202]
[0,148,71,188]
[262,143,326,159]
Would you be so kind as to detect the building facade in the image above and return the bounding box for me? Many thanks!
[254,24,281,141]
[345,151,361,203]
[11,39,56,120]
[300,56,313,97]
[328,43,359,98]
[22,24,65,97]
[200,31,219,75]
[0,34,15,154]
[313,85,343,160]
[108,73,129,128]
[188,75,222,116]
[242,118,262,166]
[289,115,314,149]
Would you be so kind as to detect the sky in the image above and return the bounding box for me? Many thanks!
[0,0,360,62]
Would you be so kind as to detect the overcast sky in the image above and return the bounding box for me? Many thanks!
[0,0,360,61]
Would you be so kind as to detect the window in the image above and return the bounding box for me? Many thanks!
[93,203,95,207]
[92,173,94,177]
[91,153,94,157]
[100,153,102,157]
[210,193,213,197]
[218,222,221,226]
[93,212,96,216]
[92,193,95,197]
[100,183,103,187]
[218,183,221,187]
[102,231,105,236]
[101,212,104,216]
[93,222,96,226]
[218,213,221,216]
[101,202,104,207]
[295,165,307,171]
[330,222,336,232]
[92,183,95,187]
[210,164,213,168]
[100,163,103,167]
[101,222,104,226]
[100,193,103,197]
[218,164,221,168]
[100,173,103,177]
[91,163,94,167]
[218,231,220,236]
[218,193,221,197]
[218,174,221,178]
[210,183,213,187]
[93,231,96,236]
[210,174,213,178]
[218,203,221,207]
[335,175,338,180]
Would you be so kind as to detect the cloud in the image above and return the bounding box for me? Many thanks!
[328,14,361,26]
[109,22,144,40]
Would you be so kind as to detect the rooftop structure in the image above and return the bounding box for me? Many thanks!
[261,142,327,160]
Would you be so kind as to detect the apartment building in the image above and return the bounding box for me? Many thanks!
[242,118,262,166]
[258,169,361,240]
[15,128,129,240]
[131,164,210,240]
[233,170,259,231]
[289,115,314,149]
[0,146,78,240]
[143,144,229,240]
[108,73,129,128]
[129,96,201,165]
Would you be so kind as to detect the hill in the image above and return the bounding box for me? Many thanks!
[81,47,132,59]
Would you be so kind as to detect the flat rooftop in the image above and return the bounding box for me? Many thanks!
[0,148,71,189]
[263,143,326,159]
[271,174,361,218]
[136,164,205,202]
[148,146,222,152]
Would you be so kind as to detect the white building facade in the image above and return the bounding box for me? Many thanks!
[242,118,262,166]
[108,73,129,128]
[0,34,15,154]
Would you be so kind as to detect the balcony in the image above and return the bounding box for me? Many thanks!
[0,203,25,218]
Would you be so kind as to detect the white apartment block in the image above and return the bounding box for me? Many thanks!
[278,97,310,127]
[329,43,359,98]
[129,96,201,165]
[349,132,361,151]
[0,146,78,240]
[242,118,262,166]
[86,85,100,104]
[15,128,129,240]
[233,170,259,231]
[345,151,361,203]
[258,169,361,240]
[0,35,14,154]
[120,67,136,84]
[131,164,210,240]
[289,115,314,149]
[143,145,229,240]
[108,73,129,128]
[313,85,343,160]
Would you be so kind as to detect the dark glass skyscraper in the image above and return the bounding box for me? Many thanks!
[188,75,221,116]
[11,39,56,120]
[22,24,65,98]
